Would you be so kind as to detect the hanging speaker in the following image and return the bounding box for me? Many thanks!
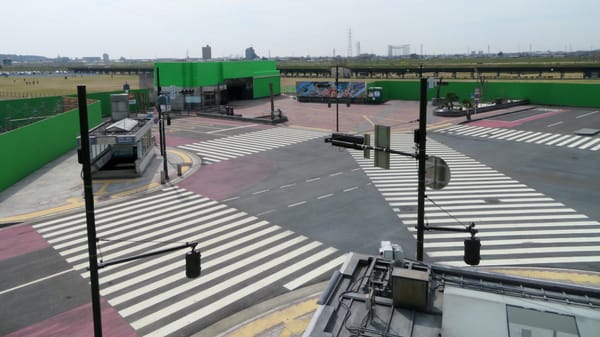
[464,237,481,266]
[186,250,201,278]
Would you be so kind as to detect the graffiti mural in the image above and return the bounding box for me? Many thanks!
[296,81,366,99]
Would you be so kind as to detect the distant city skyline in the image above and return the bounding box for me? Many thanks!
[2,0,599,59]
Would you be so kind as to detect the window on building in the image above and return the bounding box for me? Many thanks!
[506,305,580,337]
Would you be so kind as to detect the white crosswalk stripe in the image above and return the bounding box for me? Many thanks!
[436,125,599,151]
[31,186,344,337]
[350,134,600,268]
[178,127,327,164]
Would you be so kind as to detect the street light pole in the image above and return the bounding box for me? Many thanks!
[77,85,103,337]
[416,78,427,261]
[155,67,169,181]
[335,63,339,132]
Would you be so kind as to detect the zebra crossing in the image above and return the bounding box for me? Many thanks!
[31,186,345,337]
[349,134,600,267]
[178,127,327,165]
[435,125,600,151]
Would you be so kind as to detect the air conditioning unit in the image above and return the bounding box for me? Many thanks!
[392,264,430,311]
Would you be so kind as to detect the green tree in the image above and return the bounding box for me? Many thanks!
[445,92,458,110]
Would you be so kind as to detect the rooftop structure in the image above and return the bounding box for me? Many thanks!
[305,249,600,337]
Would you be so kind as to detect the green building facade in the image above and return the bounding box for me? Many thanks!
[153,60,280,106]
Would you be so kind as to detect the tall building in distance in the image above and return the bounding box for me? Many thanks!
[245,46,258,60]
[202,45,212,60]
[102,53,109,63]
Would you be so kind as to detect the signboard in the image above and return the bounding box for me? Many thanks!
[169,85,177,99]
[374,125,390,170]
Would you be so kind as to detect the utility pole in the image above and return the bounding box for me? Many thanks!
[335,63,339,132]
[416,78,427,261]
[156,67,169,181]
[77,85,103,337]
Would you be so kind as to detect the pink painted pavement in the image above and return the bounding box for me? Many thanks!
[177,155,277,200]
[0,224,49,261]
[4,299,138,337]
[470,109,565,128]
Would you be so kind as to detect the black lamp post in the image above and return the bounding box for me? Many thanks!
[78,86,200,337]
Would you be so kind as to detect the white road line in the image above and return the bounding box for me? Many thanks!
[206,124,258,134]
[256,209,276,216]
[0,269,73,295]
[288,201,307,208]
[98,222,277,288]
[222,196,240,202]
[142,247,338,336]
[534,133,562,144]
[329,172,343,177]
[130,241,325,326]
[578,138,600,149]
[397,208,576,218]
[109,232,302,306]
[253,189,270,195]
[402,214,588,225]
[317,194,334,200]
[575,111,598,119]
[306,177,321,182]
[425,236,600,248]
[547,121,563,127]
[545,134,571,145]
[411,228,600,238]
[284,254,347,290]
[556,136,581,146]
[568,137,593,148]
[429,245,600,257]
[280,183,296,189]
[343,187,359,192]
[442,256,600,267]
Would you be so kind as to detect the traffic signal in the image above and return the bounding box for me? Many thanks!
[329,133,365,150]
[185,249,201,278]
[464,237,481,266]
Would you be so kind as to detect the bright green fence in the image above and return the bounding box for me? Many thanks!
[67,89,150,117]
[0,96,64,131]
[370,81,600,107]
[0,101,102,192]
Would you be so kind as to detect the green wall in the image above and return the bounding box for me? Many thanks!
[370,80,600,107]
[253,76,281,98]
[222,60,278,79]
[154,61,280,98]
[68,89,150,117]
[0,102,102,192]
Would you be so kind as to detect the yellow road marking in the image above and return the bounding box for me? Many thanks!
[110,182,161,199]
[0,197,83,223]
[428,121,454,130]
[490,268,600,286]
[224,297,317,337]
[95,182,110,195]
[168,149,194,174]
[363,115,375,126]
[288,125,331,133]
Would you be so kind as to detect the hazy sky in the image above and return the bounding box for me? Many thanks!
[3,0,599,59]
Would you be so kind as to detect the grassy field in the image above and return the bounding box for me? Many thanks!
[0,75,139,100]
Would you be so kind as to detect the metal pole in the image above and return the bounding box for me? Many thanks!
[335,64,339,132]
[77,85,103,337]
[416,78,427,261]
[156,68,169,180]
